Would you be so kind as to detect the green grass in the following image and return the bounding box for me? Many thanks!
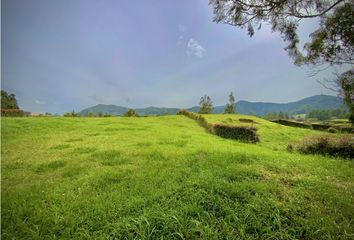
[1,115,354,239]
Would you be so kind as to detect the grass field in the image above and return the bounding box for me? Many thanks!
[1,115,354,239]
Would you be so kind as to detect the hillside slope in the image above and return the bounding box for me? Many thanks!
[2,116,354,239]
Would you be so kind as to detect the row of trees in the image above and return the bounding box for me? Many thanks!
[264,112,291,120]
[307,108,348,121]
[199,92,236,114]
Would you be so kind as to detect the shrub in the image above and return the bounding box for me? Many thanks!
[213,124,259,143]
[327,127,338,133]
[124,109,139,117]
[289,135,354,159]
[1,109,24,117]
[311,123,331,131]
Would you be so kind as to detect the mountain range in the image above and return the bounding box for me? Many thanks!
[78,95,346,116]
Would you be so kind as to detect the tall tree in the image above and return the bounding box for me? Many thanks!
[337,70,354,124]
[199,95,214,114]
[224,92,236,114]
[1,90,20,109]
[209,0,354,66]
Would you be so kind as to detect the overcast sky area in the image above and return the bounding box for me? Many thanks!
[1,0,349,113]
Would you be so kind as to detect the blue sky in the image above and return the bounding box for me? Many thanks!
[1,0,347,113]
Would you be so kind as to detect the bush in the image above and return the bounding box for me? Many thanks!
[213,124,259,143]
[311,123,331,131]
[1,109,24,117]
[289,135,354,159]
[124,109,139,117]
[327,127,338,133]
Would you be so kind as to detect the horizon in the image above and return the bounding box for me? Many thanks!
[2,0,349,114]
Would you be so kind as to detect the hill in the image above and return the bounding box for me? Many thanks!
[2,115,353,239]
[78,95,345,116]
[190,95,345,115]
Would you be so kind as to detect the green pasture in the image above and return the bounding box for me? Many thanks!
[1,116,354,239]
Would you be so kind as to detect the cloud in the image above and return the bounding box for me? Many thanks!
[186,38,205,58]
[35,99,45,105]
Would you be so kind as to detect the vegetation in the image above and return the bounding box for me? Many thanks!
[224,92,236,114]
[210,0,354,66]
[2,116,354,239]
[199,95,214,114]
[213,124,259,142]
[338,70,354,124]
[178,110,259,142]
[288,134,354,158]
[1,90,20,109]
[264,112,290,120]
[307,108,348,121]
[124,109,139,117]
[63,110,79,117]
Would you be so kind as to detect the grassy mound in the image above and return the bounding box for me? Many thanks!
[1,116,354,239]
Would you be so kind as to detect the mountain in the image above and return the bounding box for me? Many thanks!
[78,95,346,116]
[79,104,129,116]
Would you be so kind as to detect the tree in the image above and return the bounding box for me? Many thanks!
[224,92,236,114]
[124,109,139,117]
[199,95,214,114]
[1,90,20,109]
[209,0,354,66]
[337,70,354,124]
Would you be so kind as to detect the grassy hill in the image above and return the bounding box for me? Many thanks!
[2,115,354,239]
[78,95,345,116]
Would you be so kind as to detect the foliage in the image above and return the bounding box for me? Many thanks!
[224,92,236,114]
[124,109,139,117]
[307,108,348,120]
[272,119,312,129]
[1,109,24,117]
[209,0,354,66]
[177,109,214,132]
[64,110,79,117]
[1,90,20,109]
[213,124,259,142]
[338,70,354,124]
[264,112,290,120]
[199,95,214,114]
[289,134,354,158]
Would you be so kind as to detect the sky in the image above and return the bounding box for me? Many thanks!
[1,0,348,114]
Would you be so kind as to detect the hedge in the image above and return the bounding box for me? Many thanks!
[1,109,24,117]
[178,109,259,143]
[272,119,312,129]
[288,135,354,159]
[213,124,259,143]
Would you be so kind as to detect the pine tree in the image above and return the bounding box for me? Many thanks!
[199,95,214,114]
[224,92,236,114]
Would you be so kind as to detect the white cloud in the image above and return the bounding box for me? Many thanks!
[186,38,205,58]
[35,99,45,105]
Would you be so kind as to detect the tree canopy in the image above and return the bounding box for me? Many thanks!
[1,90,20,109]
[209,0,354,66]
[224,92,236,114]
[199,95,214,114]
